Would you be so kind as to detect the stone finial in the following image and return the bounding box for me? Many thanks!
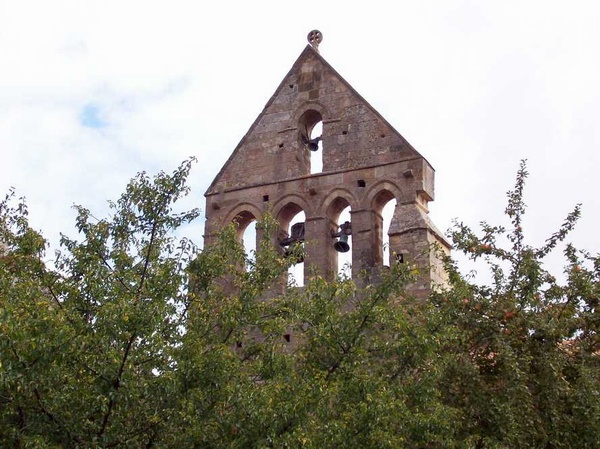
[307,30,323,52]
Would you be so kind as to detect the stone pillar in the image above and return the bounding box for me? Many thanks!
[303,215,336,282]
[388,201,451,297]
[349,208,379,280]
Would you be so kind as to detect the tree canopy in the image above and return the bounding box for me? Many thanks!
[1,160,598,448]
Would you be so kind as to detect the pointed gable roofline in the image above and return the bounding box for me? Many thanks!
[205,44,432,196]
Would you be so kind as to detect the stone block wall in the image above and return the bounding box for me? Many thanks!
[204,42,450,295]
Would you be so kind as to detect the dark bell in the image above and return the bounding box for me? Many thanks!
[307,136,321,152]
[331,222,351,253]
[334,240,350,253]
[333,234,350,253]
[280,222,306,246]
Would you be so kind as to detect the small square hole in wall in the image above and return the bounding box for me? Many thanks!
[357,180,366,188]
[278,143,284,148]
[263,195,269,202]
[236,341,243,348]
[342,130,348,135]
[396,253,404,264]
[284,334,291,343]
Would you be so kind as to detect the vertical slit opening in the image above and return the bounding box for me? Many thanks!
[309,121,323,174]
[298,109,323,175]
[336,206,352,279]
[285,211,306,287]
[242,220,257,271]
[382,199,397,267]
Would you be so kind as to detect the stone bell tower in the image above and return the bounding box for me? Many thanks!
[204,31,449,295]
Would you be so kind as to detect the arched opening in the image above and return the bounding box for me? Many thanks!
[298,109,323,175]
[242,221,257,269]
[372,190,397,267]
[309,121,323,174]
[232,211,258,270]
[336,205,352,278]
[286,211,305,286]
[381,199,397,266]
[326,196,352,280]
[277,203,306,287]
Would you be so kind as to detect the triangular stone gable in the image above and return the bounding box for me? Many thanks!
[204,38,449,293]
[206,45,428,196]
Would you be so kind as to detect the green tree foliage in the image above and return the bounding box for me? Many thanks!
[434,160,600,448]
[1,160,598,448]
[1,160,200,447]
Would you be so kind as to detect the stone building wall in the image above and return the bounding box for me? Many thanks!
[205,34,450,295]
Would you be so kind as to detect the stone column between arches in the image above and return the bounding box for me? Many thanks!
[348,208,378,280]
[303,215,336,282]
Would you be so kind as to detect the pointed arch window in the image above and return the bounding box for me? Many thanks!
[233,211,258,270]
[326,197,353,280]
[381,199,397,266]
[372,190,398,267]
[335,206,352,278]
[298,110,323,175]
[277,203,306,287]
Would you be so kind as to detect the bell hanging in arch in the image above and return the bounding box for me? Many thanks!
[333,234,350,253]
[331,221,351,253]
[307,136,321,152]
[279,222,306,263]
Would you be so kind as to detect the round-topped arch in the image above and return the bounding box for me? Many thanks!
[364,180,403,266]
[271,194,313,225]
[322,188,356,223]
[224,203,263,267]
[294,101,330,175]
[364,180,403,212]
[292,100,330,124]
[272,197,310,285]
[225,202,263,242]
[321,188,357,278]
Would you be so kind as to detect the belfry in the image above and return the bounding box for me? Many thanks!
[204,31,449,295]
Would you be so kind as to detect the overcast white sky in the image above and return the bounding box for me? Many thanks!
[1,0,599,279]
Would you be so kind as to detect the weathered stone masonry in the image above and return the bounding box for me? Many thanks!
[204,32,449,295]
